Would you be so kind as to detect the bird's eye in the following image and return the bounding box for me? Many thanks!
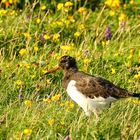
[61,59,66,63]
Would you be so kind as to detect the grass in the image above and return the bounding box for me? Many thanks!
[0,0,140,139]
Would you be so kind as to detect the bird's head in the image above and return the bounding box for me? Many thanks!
[58,55,77,70]
[45,55,78,74]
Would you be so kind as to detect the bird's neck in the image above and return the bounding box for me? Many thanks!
[62,67,78,89]
[64,67,78,77]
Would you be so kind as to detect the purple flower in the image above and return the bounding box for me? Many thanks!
[105,26,112,40]
[41,34,45,43]
[64,135,70,140]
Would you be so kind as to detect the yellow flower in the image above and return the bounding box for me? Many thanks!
[23,32,30,38]
[24,128,32,135]
[132,98,139,104]
[24,100,32,108]
[84,59,91,64]
[128,79,132,83]
[44,34,50,40]
[53,33,60,41]
[2,0,6,2]
[10,10,15,15]
[43,98,51,103]
[130,0,134,4]
[109,10,115,16]
[105,0,120,8]
[60,45,74,51]
[24,63,30,69]
[36,18,41,24]
[60,120,65,128]
[57,3,64,10]
[118,13,126,21]
[78,7,87,14]
[65,101,74,108]
[48,118,55,125]
[74,31,81,37]
[127,55,133,60]
[0,9,7,15]
[65,2,73,7]
[15,80,23,85]
[67,16,75,23]
[134,72,140,79]
[34,46,39,52]
[19,48,27,56]
[111,68,116,74]
[78,24,85,30]
[41,5,46,10]
[51,94,61,101]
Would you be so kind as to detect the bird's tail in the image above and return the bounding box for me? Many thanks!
[132,93,140,98]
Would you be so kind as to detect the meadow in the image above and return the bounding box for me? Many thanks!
[0,0,140,139]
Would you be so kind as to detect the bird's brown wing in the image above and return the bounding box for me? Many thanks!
[72,72,132,99]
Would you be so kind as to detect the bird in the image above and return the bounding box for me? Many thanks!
[45,55,140,118]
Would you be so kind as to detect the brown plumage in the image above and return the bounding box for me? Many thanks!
[59,55,139,99]
[45,55,140,117]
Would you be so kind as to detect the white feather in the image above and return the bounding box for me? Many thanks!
[66,80,116,116]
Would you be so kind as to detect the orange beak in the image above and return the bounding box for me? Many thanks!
[44,66,61,75]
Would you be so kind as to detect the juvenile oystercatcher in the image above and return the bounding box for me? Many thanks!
[45,55,140,118]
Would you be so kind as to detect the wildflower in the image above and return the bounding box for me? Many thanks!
[60,120,65,128]
[105,0,120,8]
[23,32,30,38]
[118,13,126,21]
[111,68,116,74]
[41,5,46,10]
[132,98,139,104]
[48,118,55,125]
[43,98,51,103]
[128,79,132,83]
[134,72,140,79]
[105,26,112,40]
[127,55,132,60]
[10,10,15,15]
[15,80,23,86]
[23,128,32,135]
[34,46,39,52]
[65,101,74,108]
[84,59,91,64]
[130,0,134,4]
[19,48,27,56]
[24,100,32,108]
[67,16,75,23]
[65,2,73,7]
[0,9,7,15]
[41,34,45,43]
[60,45,73,51]
[78,7,87,14]
[44,34,50,40]
[78,24,85,30]
[74,32,81,37]
[57,3,64,10]
[109,10,115,16]
[51,94,61,101]
[36,18,41,24]
[53,33,60,41]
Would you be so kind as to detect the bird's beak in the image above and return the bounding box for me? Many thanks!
[44,65,61,75]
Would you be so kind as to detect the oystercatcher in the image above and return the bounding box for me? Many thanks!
[45,55,140,118]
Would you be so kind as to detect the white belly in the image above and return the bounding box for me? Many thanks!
[66,80,116,116]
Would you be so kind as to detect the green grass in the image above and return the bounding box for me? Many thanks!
[0,1,140,139]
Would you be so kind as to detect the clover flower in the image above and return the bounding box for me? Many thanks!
[105,26,112,40]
